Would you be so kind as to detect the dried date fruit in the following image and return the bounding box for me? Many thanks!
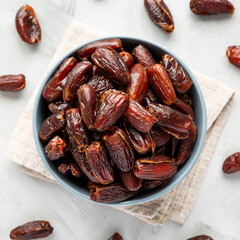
[103,127,134,172]
[124,122,155,154]
[92,65,101,77]
[94,90,130,131]
[162,54,193,94]
[144,0,174,33]
[92,47,130,85]
[0,74,25,91]
[176,127,197,165]
[43,57,77,102]
[39,112,65,142]
[171,136,179,157]
[124,98,157,133]
[150,125,171,147]
[187,235,213,240]
[148,64,176,105]
[58,162,82,177]
[190,0,234,15]
[15,5,41,44]
[126,63,149,104]
[65,108,89,152]
[48,101,73,114]
[171,97,194,119]
[77,38,123,59]
[45,136,67,161]
[108,232,123,240]
[120,170,142,191]
[120,51,134,70]
[63,61,92,102]
[134,155,177,180]
[132,44,156,69]
[78,84,99,130]
[148,103,196,138]
[86,141,114,185]
[222,152,240,174]
[141,178,171,191]
[10,220,53,240]
[226,46,240,68]
[90,183,136,203]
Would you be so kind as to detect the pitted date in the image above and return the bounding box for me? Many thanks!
[141,178,171,191]
[94,90,129,131]
[124,98,157,133]
[0,74,25,91]
[86,141,114,185]
[77,38,123,59]
[222,152,240,174]
[39,112,65,142]
[90,183,136,203]
[92,47,130,85]
[10,220,53,240]
[45,136,67,161]
[144,0,174,33]
[120,170,142,191]
[120,51,135,70]
[103,127,134,172]
[15,5,41,44]
[187,235,213,240]
[132,44,156,69]
[147,64,176,105]
[63,61,92,102]
[48,101,73,114]
[65,108,89,152]
[43,57,77,102]
[126,63,149,103]
[58,163,82,177]
[226,46,240,68]
[134,155,177,180]
[171,97,194,119]
[190,0,234,15]
[78,84,99,130]
[108,232,123,240]
[150,125,171,147]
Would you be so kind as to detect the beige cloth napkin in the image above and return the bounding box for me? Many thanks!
[6,20,234,226]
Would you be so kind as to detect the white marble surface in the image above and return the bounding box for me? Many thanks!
[0,0,240,239]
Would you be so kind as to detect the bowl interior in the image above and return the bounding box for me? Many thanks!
[33,37,207,206]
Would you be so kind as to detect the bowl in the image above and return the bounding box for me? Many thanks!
[33,36,207,206]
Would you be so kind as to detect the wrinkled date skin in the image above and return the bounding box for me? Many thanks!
[10,220,53,240]
[65,108,89,152]
[147,64,176,105]
[103,127,135,172]
[120,51,135,70]
[43,57,77,102]
[171,97,194,119]
[141,178,171,191]
[92,47,130,85]
[190,0,235,15]
[134,155,177,180]
[222,152,240,174]
[45,136,67,161]
[0,74,25,91]
[63,61,92,102]
[144,0,174,33]
[148,103,196,139]
[124,98,157,133]
[132,44,156,69]
[39,112,65,142]
[187,235,213,240]
[226,46,240,68]
[126,63,149,104]
[90,183,136,203]
[176,127,197,165]
[78,84,99,130]
[150,125,171,147]
[86,141,114,185]
[58,163,82,177]
[77,38,123,59]
[124,122,155,154]
[94,90,130,131]
[48,101,73,114]
[120,170,142,191]
[162,54,193,94]
[108,232,123,240]
[15,5,41,44]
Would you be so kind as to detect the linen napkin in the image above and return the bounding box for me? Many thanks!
[6,20,234,226]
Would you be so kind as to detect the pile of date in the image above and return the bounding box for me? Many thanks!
[38,38,196,203]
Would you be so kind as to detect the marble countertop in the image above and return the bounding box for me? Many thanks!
[0,0,240,239]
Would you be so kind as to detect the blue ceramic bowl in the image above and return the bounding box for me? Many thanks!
[33,36,207,206]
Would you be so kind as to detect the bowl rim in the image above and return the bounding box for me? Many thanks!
[33,36,207,206]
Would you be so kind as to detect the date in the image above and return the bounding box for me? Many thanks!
[171,97,194,119]
[58,162,82,177]
[0,74,25,91]
[144,0,174,33]
[48,101,73,114]
[222,152,240,174]
[171,136,179,157]
[10,220,53,240]
[15,5,41,44]
[120,170,142,191]
[120,51,135,70]
[141,178,171,191]
[187,235,213,240]
[108,232,123,240]
[150,125,171,147]
[226,46,240,68]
